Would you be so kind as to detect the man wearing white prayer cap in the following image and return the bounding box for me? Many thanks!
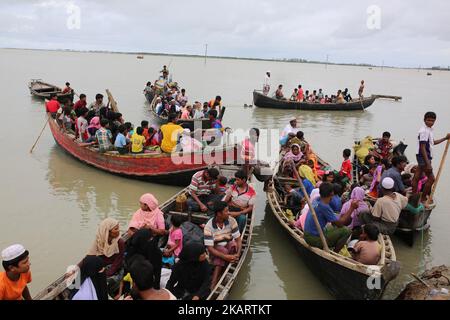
[0,244,32,300]
[360,177,408,235]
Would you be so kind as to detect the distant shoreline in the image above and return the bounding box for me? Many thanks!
[2,47,448,71]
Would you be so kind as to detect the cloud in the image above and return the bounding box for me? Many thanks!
[0,0,449,67]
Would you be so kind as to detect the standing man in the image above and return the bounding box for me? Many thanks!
[0,244,32,300]
[358,80,365,98]
[297,85,304,101]
[263,71,271,95]
[412,111,450,203]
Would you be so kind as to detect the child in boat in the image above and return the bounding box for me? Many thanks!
[146,127,160,147]
[0,244,32,300]
[349,224,381,265]
[131,127,146,154]
[163,215,184,266]
[405,193,424,215]
[284,184,303,215]
[372,132,393,160]
[114,125,130,155]
[368,158,390,198]
[339,149,352,183]
[216,176,228,196]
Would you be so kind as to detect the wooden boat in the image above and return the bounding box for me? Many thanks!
[33,164,254,300]
[352,137,434,246]
[253,90,377,111]
[147,93,226,131]
[28,79,74,102]
[266,152,399,299]
[47,113,238,186]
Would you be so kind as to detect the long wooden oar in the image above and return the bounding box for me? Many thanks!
[427,139,450,205]
[292,162,330,251]
[30,115,50,153]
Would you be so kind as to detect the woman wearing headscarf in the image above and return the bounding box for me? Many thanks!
[87,116,101,137]
[339,187,370,229]
[71,256,108,300]
[127,193,166,237]
[87,218,124,278]
[125,229,163,290]
[166,242,212,300]
[282,144,304,177]
[180,128,203,153]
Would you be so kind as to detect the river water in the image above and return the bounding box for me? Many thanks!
[0,48,449,299]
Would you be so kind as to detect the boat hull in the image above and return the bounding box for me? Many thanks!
[49,115,238,186]
[253,90,376,111]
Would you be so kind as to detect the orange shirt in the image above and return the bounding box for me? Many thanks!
[0,271,32,300]
[46,100,60,113]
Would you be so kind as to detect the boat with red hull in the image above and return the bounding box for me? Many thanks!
[48,113,238,186]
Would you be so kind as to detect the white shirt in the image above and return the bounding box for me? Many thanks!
[264,74,270,86]
[417,125,434,157]
[281,124,300,138]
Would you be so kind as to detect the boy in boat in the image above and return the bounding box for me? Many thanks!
[131,127,146,154]
[204,201,242,290]
[73,94,87,111]
[89,94,106,117]
[361,177,408,235]
[0,244,32,300]
[378,155,407,196]
[62,82,73,94]
[358,80,365,98]
[275,85,286,100]
[187,168,221,214]
[290,88,298,101]
[372,131,393,160]
[114,124,130,154]
[46,94,61,118]
[303,182,355,253]
[209,96,222,109]
[349,224,381,265]
[95,118,114,153]
[160,113,184,153]
[412,111,450,203]
[339,149,352,183]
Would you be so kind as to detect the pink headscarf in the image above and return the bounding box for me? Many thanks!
[88,116,101,130]
[128,193,165,231]
[284,144,303,163]
[339,187,369,229]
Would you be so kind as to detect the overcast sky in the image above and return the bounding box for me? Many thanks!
[1,0,449,67]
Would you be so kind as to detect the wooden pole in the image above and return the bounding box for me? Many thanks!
[427,139,450,204]
[105,89,119,113]
[30,115,50,153]
[292,162,330,251]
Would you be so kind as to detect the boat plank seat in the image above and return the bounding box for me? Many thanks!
[168,211,210,223]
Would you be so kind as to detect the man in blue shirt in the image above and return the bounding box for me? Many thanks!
[114,124,130,154]
[304,182,357,252]
[378,156,407,196]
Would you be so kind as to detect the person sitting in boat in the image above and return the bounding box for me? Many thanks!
[371,132,393,160]
[146,127,160,147]
[368,159,390,198]
[155,97,164,115]
[86,218,125,297]
[166,242,212,300]
[330,183,343,213]
[282,144,304,177]
[192,102,204,119]
[209,96,222,109]
[181,105,193,120]
[73,94,87,111]
[128,193,166,238]
[76,107,90,142]
[378,155,407,196]
[160,113,184,153]
[298,160,317,186]
[223,170,256,233]
[303,182,354,253]
[283,183,304,215]
[281,117,300,139]
[349,224,381,265]
[317,88,324,100]
[325,95,332,103]
[162,215,184,266]
[62,82,73,94]
[126,255,176,300]
[179,129,203,153]
[311,90,317,102]
[95,118,114,153]
[130,127,146,154]
[204,201,242,290]
[71,256,108,300]
[86,116,101,141]
[0,244,32,300]
[89,94,106,117]
[338,187,370,229]
[275,85,286,100]
[287,131,310,155]
[114,125,130,154]
[186,167,221,214]
[336,90,346,104]
[177,88,188,106]
[290,88,298,101]
[46,94,61,118]
[203,109,223,146]
[343,88,352,102]
[361,177,408,235]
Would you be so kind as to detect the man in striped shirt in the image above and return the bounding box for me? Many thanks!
[204,201,242,290]
[187,168,221,213]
